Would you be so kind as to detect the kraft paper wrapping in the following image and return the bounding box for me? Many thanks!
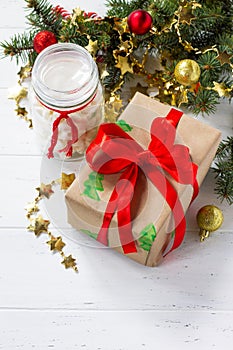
[65,92,221,266]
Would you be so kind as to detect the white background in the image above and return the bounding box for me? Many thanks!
[0,1,233,349]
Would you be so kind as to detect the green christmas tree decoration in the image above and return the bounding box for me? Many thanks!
[138,223,157,251]
[82,171,104,201]
[116,120,133,132]
[80,229,98,240]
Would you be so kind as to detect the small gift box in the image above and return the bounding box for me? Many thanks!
[65,92,221,266]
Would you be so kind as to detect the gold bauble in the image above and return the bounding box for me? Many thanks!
[196,205,224,242]
[174,59,201,86]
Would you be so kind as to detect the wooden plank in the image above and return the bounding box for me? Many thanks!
[0,156,41,227]
[0,90,40,155]
[1,310,233,349]
[1,228,233,311]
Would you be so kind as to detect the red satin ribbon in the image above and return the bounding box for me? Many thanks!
[86,109,199,255]
[38,94,96,158]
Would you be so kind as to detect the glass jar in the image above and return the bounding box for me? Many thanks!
[30,43,104,160]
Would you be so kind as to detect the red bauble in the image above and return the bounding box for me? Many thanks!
[127,9,153,35]
[33,30,57,54]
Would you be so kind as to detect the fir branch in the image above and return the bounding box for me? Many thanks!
[216,136,233,159]
[59,25,89,46]
[213,137,233,205]
[152,0,179,17]
[198,52,222,87]
[0,32,35,64]
[25,0,62,33]
[187,89,219,115]
[106,0,151,17]
[102,65,122,91]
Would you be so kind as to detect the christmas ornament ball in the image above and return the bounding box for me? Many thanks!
[33,30,57,54]
[127,9,153,35]
[174,59,201,86]
[196,205,224,241]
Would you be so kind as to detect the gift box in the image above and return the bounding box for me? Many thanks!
[65,92,221,266]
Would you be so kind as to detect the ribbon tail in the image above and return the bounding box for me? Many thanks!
[47,114,66,158]
[58,116,79,157]
[97,229,108,246]
[118,206,138,254]
[97,164,139,253]
[165,108,183,127]
[47,123,59,159]
[164,217,186,256]
[116,164,138,254]
[146,167,186,255]
[191,163,199,202]
[96,185,119,246]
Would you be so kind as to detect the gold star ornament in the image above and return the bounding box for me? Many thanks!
[25,201,40,218]
[27,215,50,236]
[104,94,123,122]
[85,37,98,56]
[115,55,134,76]
[8,84,28,104]
[36,183,54,199]
[47,236,66,252]
[61,255,78,271]
[18,64,31,81]
[61,172,76,190]
[15,106,28,118]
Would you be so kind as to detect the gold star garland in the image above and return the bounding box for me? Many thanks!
[26,173,78,272]
[8,64,32,128]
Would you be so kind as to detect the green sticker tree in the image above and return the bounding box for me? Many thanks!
[82,171,104,201]
[138,223,157,251]
[116,120,133,132]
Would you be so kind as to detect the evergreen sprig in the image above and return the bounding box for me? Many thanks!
[0,31,36,64]
[106,0,151,17]
[213,137,233,205]
[25,0,63,33]
[198,52,222,87]
[187,89,219,115]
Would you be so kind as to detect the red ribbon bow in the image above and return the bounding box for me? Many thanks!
[86,109,199,255]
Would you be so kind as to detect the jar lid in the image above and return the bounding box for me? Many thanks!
[31,43,99,109]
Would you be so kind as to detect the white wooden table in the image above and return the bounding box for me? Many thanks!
[1,1,233,349]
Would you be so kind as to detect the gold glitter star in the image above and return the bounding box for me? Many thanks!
[100,67,109,80]
[18,65,31,81]
[15,106,28,118]
[47,236,66,252]
[213,82,232,97]
[115,55,134,76]
[26,117,33,129]
[176,1,201,25]
[85,38,98,56]
[8,84,28,104]
[25,201,40,218]
[217,51,233,66]
[70,6,82,25]
[61,255,78,271]
[61,172,76,190]
[114,17,129,34]
[27,215,50,236]
[36,183,54,199]
[105,94,123,122]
